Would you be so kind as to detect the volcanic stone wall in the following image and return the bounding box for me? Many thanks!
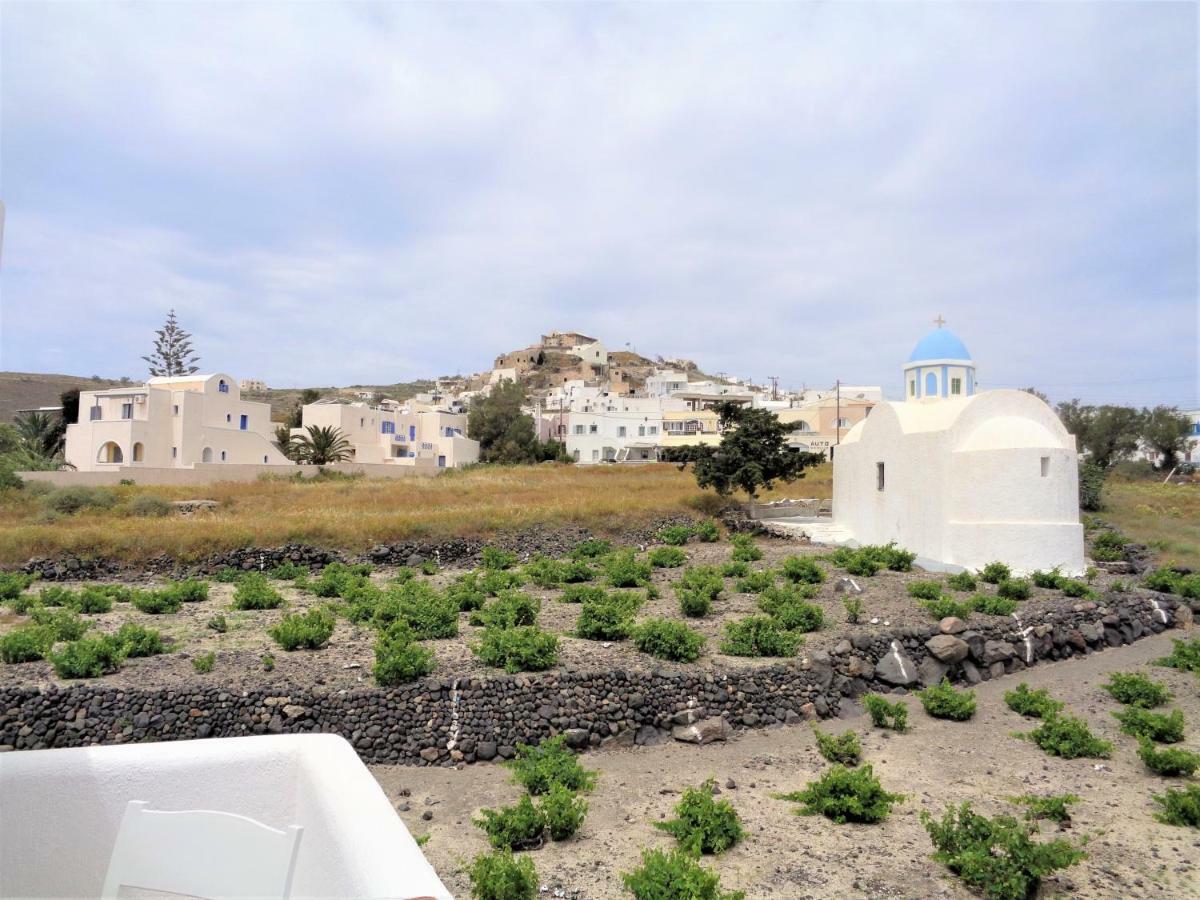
[0,590,1188,766]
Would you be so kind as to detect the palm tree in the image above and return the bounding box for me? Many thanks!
[274,424,301,462]
[293,425,352,465]
[14,410,64,460]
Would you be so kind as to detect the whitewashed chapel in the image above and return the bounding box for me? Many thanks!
[831,323,1085,575]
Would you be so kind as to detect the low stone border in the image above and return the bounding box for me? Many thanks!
[1,590,1190,765]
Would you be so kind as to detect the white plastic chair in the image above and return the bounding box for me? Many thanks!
[101,800,303,899]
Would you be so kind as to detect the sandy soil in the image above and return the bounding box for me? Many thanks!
[373,631,1200,900]
[0,536,1113,691]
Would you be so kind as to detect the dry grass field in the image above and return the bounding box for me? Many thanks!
[1101,477,1200,570]
[0,464,832,565]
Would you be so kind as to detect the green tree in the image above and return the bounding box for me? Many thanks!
[14,410,64,460]
[1141,406,1192,470]
[468,380,567,464]
[1056,401,1144,469]
[293,425,353,465]
[669,401,823,501]
[274,425,301,461]
[287,388,323,429]
[142,309,200,377]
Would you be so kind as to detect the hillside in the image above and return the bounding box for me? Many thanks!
[0,372,124,423]
[244,381,437,422]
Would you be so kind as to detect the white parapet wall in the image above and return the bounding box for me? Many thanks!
[17,461,440,487]
[0,734,451,899]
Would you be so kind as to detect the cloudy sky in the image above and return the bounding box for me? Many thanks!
[1,2,1195,405]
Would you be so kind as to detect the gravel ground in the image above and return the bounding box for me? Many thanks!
[375,631,1200,900]
[0,536,1116,691]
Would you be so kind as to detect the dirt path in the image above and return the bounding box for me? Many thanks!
[372,632,1200,899]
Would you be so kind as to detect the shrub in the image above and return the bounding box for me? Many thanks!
[907,580,943,601]
[997,578,1031,601]
[376,582,458,639]
[474,626,558,673]
[842,596,863,624]
[50,634,126,678]
[446,573,487,612]
[575,591,642,641]
[192,652,215,673]
[470,591,539,629]
[474,795,546,850]
[720,616,802,657]
[557,559,595,583]
[757,592,823,633]
[1144,567,1182,593]
[481,546,518,570]
[659,524,693,546]
[693,520,720,543]
[161,579,209,604]
[631,619,705,662]
[115,623,166,657]
[571,539,612,559]
[1103,672,1171,708]
[919,679,977,721]
[270,608,336,650]
[1057,578,1094,599]
[1113,707,1185,743]
[776,764,902,824]
[973,594,1018,616]
[1004,683,1063,719]
[130,590,183,615]
[262,654,275,671]
[37,585,74,607]
[309,563,369,598]
[1155,638,1200,675]
[1091,530,1127,562]
[655,779,744,855]
[1152,784,1200,828]
[734,569,771,592]
[213,567,241,583]
[541,783,587,841]
[420,559,438,576]
[863,694,908,732]
[0,572,35,601]
[231,574,283,610]
[468,849,538,900]
[1019,714,1112,759]
[71,586,116,614]
[508,735,597,795]
[42,485,118,515]
[842,549,881,577]
[649,546,688,568]
[604,550,652,588]
[1031,568,1064,589]
[0,625,56,663]
[1011,793,1080,823]
[677,566,723,618]
[946,570,977,592]
[780,556,825,585]
[922,802,1085,900]
[523,555,565,588]
[1078,461,1105,511]
[979,561,1012,584]
[269,560,307,580]
[559,584,606,605]
[1138,739,1200,777]
[126,494,172,518]
[919,596,975,620]
[373,624,436,686]
[479,568,525,595]
[30,607,90,641]
[814,728,862,766]
[621,848,745,900]
[207,614,228,633]
[729,533,763,562]
[6,592,39,615]
[877,543,916,571]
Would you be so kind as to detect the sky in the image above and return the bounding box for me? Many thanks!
[0,1,1196,407]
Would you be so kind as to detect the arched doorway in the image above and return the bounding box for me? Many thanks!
[201,447,213,463]
[132,443,144,462]
[97,442,123,464]
[925,371,937,397]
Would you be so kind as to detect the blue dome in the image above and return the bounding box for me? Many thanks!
[908,328,971,363]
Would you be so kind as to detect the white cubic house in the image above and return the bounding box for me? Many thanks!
[300,400,479,469]
[831,327,1085,575]
[65,373,292,472]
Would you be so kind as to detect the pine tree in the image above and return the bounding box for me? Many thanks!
[142,309,200,377]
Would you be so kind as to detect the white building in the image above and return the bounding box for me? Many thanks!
[65,373,292,472]
[301,400,479,468]
[831,327,1085,575]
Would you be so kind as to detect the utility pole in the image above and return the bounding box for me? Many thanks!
[768,376,779,402]
[836,379,842,446]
